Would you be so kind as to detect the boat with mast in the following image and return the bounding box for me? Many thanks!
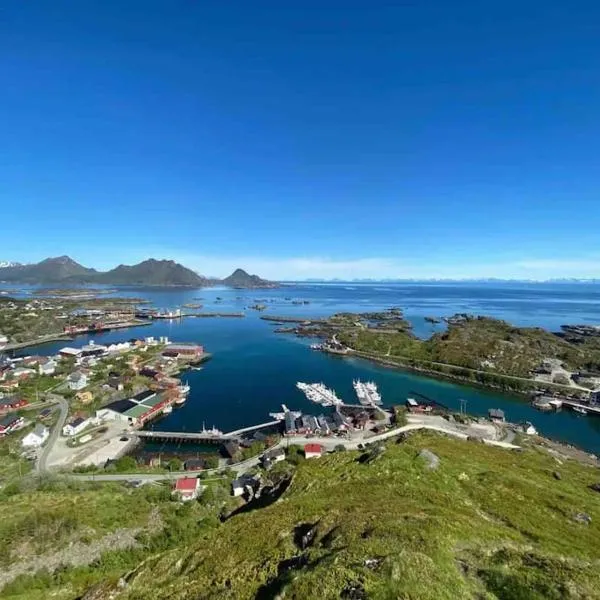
[353,380,383,406]
[174,381,191,405]
[296,382,342,406]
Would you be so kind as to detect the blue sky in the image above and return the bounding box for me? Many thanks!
[2,1,600,280]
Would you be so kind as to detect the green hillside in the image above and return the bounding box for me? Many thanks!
[77,432,600,600]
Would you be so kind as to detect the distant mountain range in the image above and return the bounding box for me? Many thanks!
[0,256,277,288]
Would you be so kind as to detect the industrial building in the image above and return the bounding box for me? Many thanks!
[96,390,169,427]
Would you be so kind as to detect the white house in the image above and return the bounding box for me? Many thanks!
[67,372,88,391]
[231,479,245,497]
[38,359,57,376]
[304,443,324,459]
[0,334,8,349]
[22,424,49,448]
[62,417,91,437]
[106,342,131,354]
[12,367,35,380]
[173,477,202,501]
[524,422,538,436]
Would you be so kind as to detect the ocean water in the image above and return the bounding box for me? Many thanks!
[6,282,600,454]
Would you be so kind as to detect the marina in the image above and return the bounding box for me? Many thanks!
[353,379,383,406]
[296,382,343,406]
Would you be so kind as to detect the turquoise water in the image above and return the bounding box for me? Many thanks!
[7,282,600,454]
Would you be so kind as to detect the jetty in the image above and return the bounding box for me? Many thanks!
[192,312,245,318]
[561,399,600,416]
[133,420,281,444]
[261,315,322,323]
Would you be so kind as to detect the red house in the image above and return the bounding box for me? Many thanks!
[172,477,202,501]
[0,397,28,414]
[304,443,324,459]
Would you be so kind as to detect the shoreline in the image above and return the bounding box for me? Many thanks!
[340,349,578,399]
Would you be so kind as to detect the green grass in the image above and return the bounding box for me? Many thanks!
[106,431,600,600]
[2,433,600,599]
[0,479,161,568]
[0,478,234,600]
[333,314,600,395]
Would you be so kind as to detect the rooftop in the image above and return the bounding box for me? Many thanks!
[101,399,136,414]
[304,443,323,453]
[175,478,199,491]
[131,390,156,403]
[124,404,152,419]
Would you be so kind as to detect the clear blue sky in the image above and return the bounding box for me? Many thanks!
[2,0,600,279]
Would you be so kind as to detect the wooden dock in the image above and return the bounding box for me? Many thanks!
[133,420,282,444]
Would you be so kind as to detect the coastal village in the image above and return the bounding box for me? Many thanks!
[0,293,599,512]
[1,288,600,596]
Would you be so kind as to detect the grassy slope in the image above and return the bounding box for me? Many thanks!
[337,316,600,378]
[0,480,159,568]
[114,432,600,600]
[425,318,588,376]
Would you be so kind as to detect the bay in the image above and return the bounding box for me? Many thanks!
[6,282,600,454]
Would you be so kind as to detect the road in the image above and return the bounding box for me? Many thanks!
[67,418,520,483]
[36,394,69,473]
[349,349,587,392]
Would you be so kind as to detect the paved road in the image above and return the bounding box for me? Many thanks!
[36,395,69,473]
[71,453,265,483]
[67,419,519,483]
[350,349,588,393]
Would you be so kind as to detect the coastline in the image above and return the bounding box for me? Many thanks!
[341,349,581,398]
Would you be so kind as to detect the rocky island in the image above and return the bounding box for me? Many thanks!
[273,309,600,398]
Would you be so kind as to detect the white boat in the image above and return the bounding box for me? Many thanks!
[353,380,382,406]
[201,423,223,437]
[174,382,190,406]
[296,382,342,406]
[162,405,173,414]
[572,406,588,415]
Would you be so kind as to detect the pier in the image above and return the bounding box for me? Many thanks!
[561,399,600,416]
[192,312,245,318]
[133,420,282,444]
[137,311,245,320]
[225,420,281,436]
[261,315,322,323]
[133,431,234,444]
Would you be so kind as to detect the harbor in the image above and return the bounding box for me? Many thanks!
[6,283,600,456]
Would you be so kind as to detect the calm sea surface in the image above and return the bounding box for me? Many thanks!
[5,282,600,454]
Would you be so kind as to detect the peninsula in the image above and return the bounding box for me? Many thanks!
[273,309,600,399]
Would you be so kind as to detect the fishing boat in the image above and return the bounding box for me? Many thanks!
[296,382,342,406]
[175,382,190,405]
[353,379,383,406]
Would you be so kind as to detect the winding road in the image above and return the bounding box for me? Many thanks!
[36,394,69,473]
[67,418,520,483]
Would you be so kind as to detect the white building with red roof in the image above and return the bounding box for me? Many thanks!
[173,477,202,501]
[304,443,324,459]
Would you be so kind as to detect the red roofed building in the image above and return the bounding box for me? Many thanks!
[304,443,324,459]
[172,477,202,501]
[0,397,28,414]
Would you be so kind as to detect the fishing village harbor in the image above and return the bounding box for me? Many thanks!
[2,281,600,597]
[0,285,599,508]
